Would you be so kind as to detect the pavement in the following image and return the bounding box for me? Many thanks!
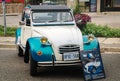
[0,37,120,53]
[0,15,21,27]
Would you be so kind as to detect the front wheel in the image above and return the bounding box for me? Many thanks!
[29,50,37,76]
[17,46,23,57]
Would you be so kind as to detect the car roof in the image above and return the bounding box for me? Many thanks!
[30,5,70,12]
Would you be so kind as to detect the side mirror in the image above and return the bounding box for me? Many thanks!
[26,19,31,26]
[19,21,25,25]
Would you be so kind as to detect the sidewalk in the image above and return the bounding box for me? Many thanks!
[85,13,120,29]
[97,38,120,53]
[0,37,120,53]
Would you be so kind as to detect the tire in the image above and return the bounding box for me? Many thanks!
[29,50,37,76]
[18,46,23,57]
[24,48,29,63]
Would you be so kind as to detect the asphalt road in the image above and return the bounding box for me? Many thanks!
[0,49,120,81]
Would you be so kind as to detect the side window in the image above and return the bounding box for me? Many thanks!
[21,11,25,21]
[26,19,30,26]
[21,11,31,26]
[25,10,31,26]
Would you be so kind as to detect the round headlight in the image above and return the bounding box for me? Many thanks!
[88,34,94,41]
[41,37,48,44]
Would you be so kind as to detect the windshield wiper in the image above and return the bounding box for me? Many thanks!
[62,20,73,22]
[48,20,57,22]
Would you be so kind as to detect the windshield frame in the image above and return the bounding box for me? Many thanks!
[31,11,74,24]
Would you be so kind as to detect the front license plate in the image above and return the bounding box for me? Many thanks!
[63,52,79,61]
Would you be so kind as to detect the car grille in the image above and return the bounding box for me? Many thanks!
[59,44,80,54]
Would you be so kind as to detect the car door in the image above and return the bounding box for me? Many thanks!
[21,25,32,47]
[21,11,32,47]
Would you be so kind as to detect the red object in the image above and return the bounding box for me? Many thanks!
[0,0,11,3]
[0,0,2,2]
[0,0,24,3]
[19,0,24,3]
[6,0,11,2]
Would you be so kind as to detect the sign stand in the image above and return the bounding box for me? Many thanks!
[80,49,106,81]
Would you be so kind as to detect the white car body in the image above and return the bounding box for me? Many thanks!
[15,5,100,76]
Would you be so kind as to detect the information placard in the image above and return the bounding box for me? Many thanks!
[80,50,105,81]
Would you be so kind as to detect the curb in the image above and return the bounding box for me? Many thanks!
[100,47,120,53]
[0,13,19,16]
[0,44,16,48]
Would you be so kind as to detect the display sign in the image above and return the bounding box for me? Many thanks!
[80,49,105,81]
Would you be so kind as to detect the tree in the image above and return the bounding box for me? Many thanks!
[73,0,81,15]
[77,0,79,4]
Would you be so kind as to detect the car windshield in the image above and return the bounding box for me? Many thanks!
[32,11,73,23]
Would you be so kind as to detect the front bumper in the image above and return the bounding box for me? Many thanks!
[37,60,81,66]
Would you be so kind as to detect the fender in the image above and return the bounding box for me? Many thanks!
[83,35,100,51]
[27,37,54,62]
[15,27,21,44]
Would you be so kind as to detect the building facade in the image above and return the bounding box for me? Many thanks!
[67,0,120,12]
[0,0,120,14]
[0,0,24,14]
[34,0,120,12]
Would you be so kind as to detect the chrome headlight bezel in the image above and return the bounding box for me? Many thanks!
[40,37,48,45]
[88,34,95,41]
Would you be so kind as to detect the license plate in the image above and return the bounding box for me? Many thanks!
[63,52,79,61]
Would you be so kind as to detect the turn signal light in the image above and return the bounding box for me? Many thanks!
[37,51,42,56]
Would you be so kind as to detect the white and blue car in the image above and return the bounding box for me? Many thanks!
[15,5,101,76]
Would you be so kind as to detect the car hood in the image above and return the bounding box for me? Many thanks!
[32,26,83,47]
[32,26,83,60]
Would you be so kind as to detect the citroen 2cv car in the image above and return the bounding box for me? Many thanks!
[15,5,101,76]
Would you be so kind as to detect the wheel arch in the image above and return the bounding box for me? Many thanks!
[25,37,53,62]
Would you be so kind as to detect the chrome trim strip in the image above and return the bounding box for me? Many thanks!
[37,60,81,66]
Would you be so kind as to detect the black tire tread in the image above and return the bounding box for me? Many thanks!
[30,51,37,76]
[18,46,23,57]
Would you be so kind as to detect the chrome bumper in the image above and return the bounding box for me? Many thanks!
[37,60,81,66]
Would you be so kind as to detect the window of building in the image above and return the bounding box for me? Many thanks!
[79,0,97,12]
[105,0,112,8]
[90,0,97,12]
[25,0,66,5]
[104,0,120,8]
[113,0,120,7]
[101,0,120,12]
[79,0,90,12]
